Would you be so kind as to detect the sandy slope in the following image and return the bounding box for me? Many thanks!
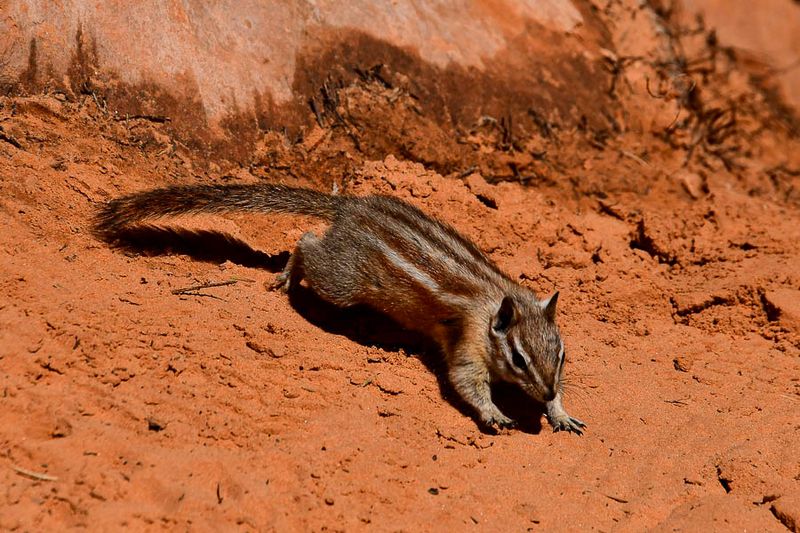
[1,90,799,530]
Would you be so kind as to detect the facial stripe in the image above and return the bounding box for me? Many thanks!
[512,338,530,367]
[513,337,545,387]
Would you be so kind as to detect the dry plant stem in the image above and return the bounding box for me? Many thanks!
[171,280,238,295]
[12,466,58,482]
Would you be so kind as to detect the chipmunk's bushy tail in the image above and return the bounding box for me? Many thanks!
[94,183,344,237]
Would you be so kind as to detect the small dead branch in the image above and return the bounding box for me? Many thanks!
[646,77,666,99]
[309,98,324,127]
[527,108,555,138]
[664,107,682,131]
[646,74,695,101]
[500,115,513,150]
[114,114,171,124]
[12,465,58,482]
[0,126,23,149]
[353,63,393,89]
[619,150,651,167]
[457,165,478,179]
[600,48,643,96]
[90,91,108,115]
[171,280,238,296]
[664,398,688,406]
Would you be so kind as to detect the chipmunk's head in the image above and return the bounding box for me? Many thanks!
[488,292,564,403]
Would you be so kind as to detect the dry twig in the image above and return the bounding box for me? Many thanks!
[13,465,58,481]
[171,280,238,295]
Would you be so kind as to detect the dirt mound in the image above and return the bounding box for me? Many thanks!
[2,1,800,531]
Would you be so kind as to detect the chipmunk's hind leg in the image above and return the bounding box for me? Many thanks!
[274,229,362,308]
[271,231,316,292]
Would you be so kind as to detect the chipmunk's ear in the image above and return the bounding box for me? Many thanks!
[492,296,516,333]
[541,291,559,321]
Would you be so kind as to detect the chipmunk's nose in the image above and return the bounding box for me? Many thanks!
[543,388,556,402]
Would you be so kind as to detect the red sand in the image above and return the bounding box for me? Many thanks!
[2,2,800,531]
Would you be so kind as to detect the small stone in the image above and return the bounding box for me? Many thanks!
[410,182,432,198]
[51,418,73,438]
[763,289,800,332]
[771,491,800,533]
[671,292,730,317]
[246,340,284,358]
[269,345,286,358]
[673,355,693,372]
[465,173,499,209]
[374,375,404,395]
[678,171,708,199]
[147,418,166,432]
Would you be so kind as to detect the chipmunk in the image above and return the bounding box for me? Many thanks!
[95,183,585,434]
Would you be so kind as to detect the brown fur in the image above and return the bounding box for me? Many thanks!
[95,183,585,434]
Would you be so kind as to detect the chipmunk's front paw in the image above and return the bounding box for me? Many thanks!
[482,411,517,432]
[549,415,586,435]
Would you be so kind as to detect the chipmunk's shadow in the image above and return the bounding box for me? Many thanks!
[288,285,545,436]
[100,225,289,271]
[104,225,545,434]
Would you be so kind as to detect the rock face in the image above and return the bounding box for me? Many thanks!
[0,0,609,155]
[682,0,800,114]
[5,1,798,161]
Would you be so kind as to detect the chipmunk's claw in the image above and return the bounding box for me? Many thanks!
[269,265,292,294]
[550,416,586,435]
[269,270,291,292]
[482,412,517,433]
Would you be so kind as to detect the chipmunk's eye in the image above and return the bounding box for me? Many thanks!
[511,348,528,371]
